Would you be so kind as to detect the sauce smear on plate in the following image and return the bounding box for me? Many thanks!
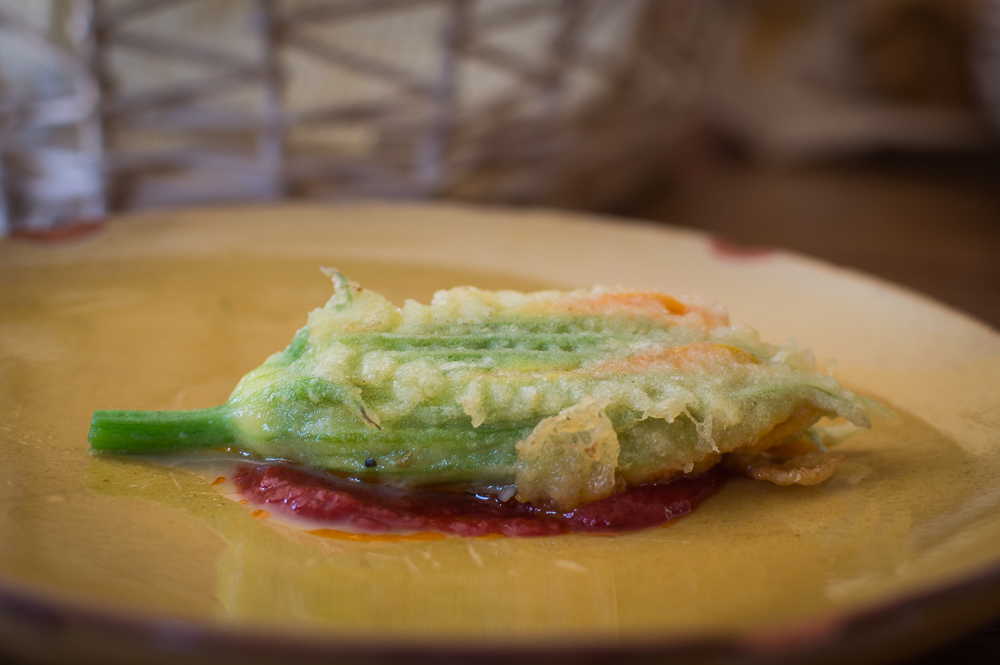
[232,463,726,537]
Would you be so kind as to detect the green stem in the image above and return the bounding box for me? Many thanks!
[89,405,235,454]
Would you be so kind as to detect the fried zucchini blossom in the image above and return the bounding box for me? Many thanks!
[90,270,875,511]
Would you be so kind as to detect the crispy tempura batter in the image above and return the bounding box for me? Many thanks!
[91,271,878,510]
[725,449,846,486]
[515,397,621,511]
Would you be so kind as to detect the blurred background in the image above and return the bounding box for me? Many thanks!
[0,1,997,330]
[8,0,996,332]
[0,0,998,661]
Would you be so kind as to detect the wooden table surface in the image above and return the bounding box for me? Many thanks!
[631,149,1000,664]
[635,152,999,329]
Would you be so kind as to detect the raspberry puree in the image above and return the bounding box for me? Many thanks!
[232,463,726,537]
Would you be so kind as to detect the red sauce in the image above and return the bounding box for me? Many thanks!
[11,218,105,243]
[232,464,726,537]
[709,235,775,259]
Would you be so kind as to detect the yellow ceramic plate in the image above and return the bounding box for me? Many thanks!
[2,204,999,664]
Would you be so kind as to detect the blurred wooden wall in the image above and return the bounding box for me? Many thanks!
[0,0,995,234]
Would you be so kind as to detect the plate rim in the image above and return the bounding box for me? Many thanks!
[2,554,1000,664]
